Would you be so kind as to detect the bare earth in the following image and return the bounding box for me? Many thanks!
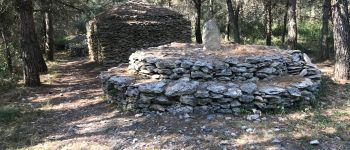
[0,54,349,150]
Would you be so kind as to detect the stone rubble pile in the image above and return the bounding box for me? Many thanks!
[100,44,322,114]
[86,2,191,67]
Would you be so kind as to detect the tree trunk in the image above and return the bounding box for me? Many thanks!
[226,0,234,42]
[45,0,54,61]
[281,1,288,44]
[332,0,350,80]
[320,0,331,60]
[16,0,47,86]
[194,1,202,44]
[287,0,297,49]
[233,0,241,43]
[265,0,272,46]
[1,29,12,73]
[226,15,230,41]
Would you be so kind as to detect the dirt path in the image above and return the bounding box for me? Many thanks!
[1,56,349,150]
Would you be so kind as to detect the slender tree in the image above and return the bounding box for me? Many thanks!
[1,29,12,73]
[287,0,297,49]
[265,0,272,46]
[233,0,241,43]
[192,0,204,44]
[281,0,288,44]
[43,0,54,61]
[16,0,47,86]
[226,0,234,42]
[332,0,350,80]
[320,0,331,60]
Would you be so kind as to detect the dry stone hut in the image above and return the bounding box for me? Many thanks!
[87,2,192,66]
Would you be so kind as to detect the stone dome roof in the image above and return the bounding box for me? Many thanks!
[95,2,185,23]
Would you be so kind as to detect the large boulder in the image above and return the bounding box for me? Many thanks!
[202,18,221,50]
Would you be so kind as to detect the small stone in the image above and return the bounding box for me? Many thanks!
[138,81,166,94]
[240,95,254,103]
[259,86,286,95]
[135,113,143,118]
[207,114,216,120]
[247,114,260,121]
[303,53,312,64]
[240,82,257,94]
[207,83,227,93]
[309,140,320,145]
[224,88,242,98]
[150,104,165,112]
[180,95,196,106]
[299,69,308,76]
[195,90,210,98]
[258,67,276,74]
[245,128,255,133]
[287,87,302,97]
[183,113,191,119]
[224,57,239,64]
[271,138,281,144]
[230,100,241,107]
[165,80,199,96]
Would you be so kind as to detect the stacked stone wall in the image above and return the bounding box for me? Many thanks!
[100,44,322,114]
[86,2,191,66]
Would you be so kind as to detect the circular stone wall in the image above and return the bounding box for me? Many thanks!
[100,43,322,114]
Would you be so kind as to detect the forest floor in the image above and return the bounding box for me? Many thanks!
[0,52,349,150]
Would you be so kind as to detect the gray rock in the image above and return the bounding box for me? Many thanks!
[309,140,320,145]
[299,69,308,76]
[217,109,232,114]
[224,57,239,64]
[210,93,224,99]
[216,69,232,76]
[240,82,257,94]
[247,114,260,121]
[230,100,241,107]
[195,90,210,98]
[258,67,276,74]
[109,76,134,86]
[180,95,196,106]
[153,96,172,105]
[203,18,221,50]
[240,95,255,103]
[224,88,242,98]
[292,78,314,89]
[139,94,153,104]
[259,86,286,95]
[165,80,199,96]
[287,88,302,97]
[125,87,139,97]
[191,71,211,79]
[180,60,193,69]
[173,68,187,74]
[197,98,212,105]
[150,104,165,112]
[303,53,312,64]
[231,67,247,73]
[167,106,193,115]
[217,98,233,103]
[138,81,166,94]
[207,83,227,93]
[156,60,177,69]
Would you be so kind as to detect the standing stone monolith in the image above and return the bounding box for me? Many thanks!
[203,18,221,50]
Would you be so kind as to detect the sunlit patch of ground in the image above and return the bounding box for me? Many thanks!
[0,53,349,150]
